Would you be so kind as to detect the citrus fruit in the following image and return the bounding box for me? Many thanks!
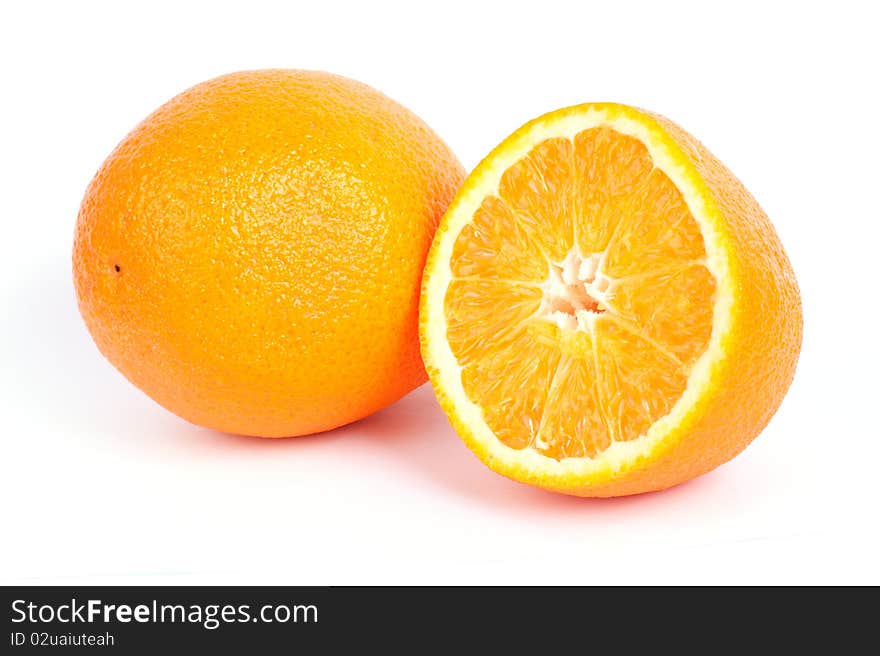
[74,69,464,437]
[420,103,802,497]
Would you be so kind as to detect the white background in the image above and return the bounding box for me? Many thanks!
[1,1,877,585]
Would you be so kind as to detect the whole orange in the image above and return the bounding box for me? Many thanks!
[74,69,465,437]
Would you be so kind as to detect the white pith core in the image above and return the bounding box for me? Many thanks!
[539,248,612,332]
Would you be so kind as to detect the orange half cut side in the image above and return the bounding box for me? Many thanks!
[420,103,802,497]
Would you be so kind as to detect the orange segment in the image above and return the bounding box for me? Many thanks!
[606,264,716,364]
[445,127,714,462]
[592,317,690,445]
[497,137,574,261]
[420,102,802,497]
[573,127,654,254]
[444,279,542,365]
[450,196,547,282]
[530,353,608,460]
[465,333,561,452]
[601,168,706,278]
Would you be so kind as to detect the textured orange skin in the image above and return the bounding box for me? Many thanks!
[74,70,465,437]
[421,104,803,497]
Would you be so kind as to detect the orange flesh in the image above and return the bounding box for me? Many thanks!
[445,127,716,460]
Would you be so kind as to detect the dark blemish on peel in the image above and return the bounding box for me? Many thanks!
[114,264,121,272]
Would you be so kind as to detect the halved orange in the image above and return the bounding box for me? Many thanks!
[420,103,802,497]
